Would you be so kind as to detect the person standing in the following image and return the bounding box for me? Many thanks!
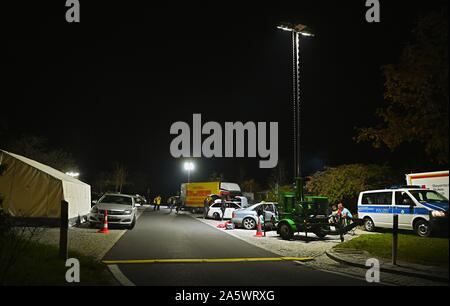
[220,194,226,221]
[153,196,158,211]
[203,196,212,219]
[337,202,353,220]
[156,195,161,211]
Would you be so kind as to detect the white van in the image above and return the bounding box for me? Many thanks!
[358,187,448,237]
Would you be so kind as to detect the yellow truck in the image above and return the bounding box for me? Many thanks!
[180,181,242,213]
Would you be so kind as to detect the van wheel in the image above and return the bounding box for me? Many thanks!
[414,219,430,237]
[363,218,375,232]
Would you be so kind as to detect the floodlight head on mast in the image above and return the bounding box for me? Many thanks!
[277,22,315,37]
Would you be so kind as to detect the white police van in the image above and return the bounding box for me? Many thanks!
[358,186,448,237]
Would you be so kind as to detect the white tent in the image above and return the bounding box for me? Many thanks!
[0,150,91,223]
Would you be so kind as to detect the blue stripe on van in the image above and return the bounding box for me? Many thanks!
[421,202,448,212]
[358,205,429,215]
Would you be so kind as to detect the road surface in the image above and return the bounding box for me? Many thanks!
[104,207,372,286]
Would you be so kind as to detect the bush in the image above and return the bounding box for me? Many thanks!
[306,164,399,212]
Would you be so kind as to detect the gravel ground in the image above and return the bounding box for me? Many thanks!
[191,215,447,286]
[30,206,148,261]
[191,215,370,258]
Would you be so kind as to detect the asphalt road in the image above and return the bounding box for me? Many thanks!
[104,207,372,286]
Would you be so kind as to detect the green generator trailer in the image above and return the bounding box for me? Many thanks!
[276,178,362,241]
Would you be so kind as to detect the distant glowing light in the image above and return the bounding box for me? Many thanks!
[184,162,194,171]
[66,171,80,178]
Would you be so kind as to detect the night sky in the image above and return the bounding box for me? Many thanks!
[3,1,448,197]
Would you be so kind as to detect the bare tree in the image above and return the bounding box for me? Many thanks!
[114,163,127,193]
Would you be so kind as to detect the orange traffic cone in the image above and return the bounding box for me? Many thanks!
[255,216,263,237]
[97,209,109,234]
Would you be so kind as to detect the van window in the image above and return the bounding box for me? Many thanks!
[410,190,448,203]
[395,192,415,206]
[362,192,392,205]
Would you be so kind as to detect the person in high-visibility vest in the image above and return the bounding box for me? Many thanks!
[153,196,158,211]
[156,195,161,211]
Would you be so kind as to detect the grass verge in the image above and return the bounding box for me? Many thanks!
[2,240,116,286]
[335,233,449,267]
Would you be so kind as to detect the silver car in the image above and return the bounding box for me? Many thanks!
[89,193,137,229]
[231,202,279,230]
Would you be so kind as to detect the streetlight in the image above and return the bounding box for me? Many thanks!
[183,161,195,183]
[277,22,314,183]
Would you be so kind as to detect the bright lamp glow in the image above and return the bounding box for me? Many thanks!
[184,162,194,171]
[66,171,80,178]
[277,22,315,37]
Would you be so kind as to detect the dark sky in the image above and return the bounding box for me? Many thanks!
[3,1,448,197]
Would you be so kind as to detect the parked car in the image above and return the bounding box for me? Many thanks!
[232,202,279,230]
[358,186,448,237]
[89,193,137,229]
[134,194,147,207]
[207,201,241,220]
[91,192,103,207]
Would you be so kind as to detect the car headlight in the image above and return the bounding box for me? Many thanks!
[91,206,98,213]
[431,210,446,218]
[124,209,132,214]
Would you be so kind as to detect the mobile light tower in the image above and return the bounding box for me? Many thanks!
[277,22,314,202]
[275,22,330,240]
[183,161,194,183]
[275,22,362,241]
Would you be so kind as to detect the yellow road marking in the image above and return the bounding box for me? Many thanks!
[102,257,314,265]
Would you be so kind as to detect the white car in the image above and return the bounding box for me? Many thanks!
[89,193,137,229]
[207,201,241,220]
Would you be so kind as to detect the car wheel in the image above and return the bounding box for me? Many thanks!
[213,212,221,220]
[279,223,294,240]
[414,219,430,237]
[128,216,136,230]
[242,217,256,230]
[364,218,375,232]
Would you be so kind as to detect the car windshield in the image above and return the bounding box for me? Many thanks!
[409,190,448,203]
[99,195,132,205]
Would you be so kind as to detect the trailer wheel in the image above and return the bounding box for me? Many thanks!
[279,223,294,240]
[363,217,375,232]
